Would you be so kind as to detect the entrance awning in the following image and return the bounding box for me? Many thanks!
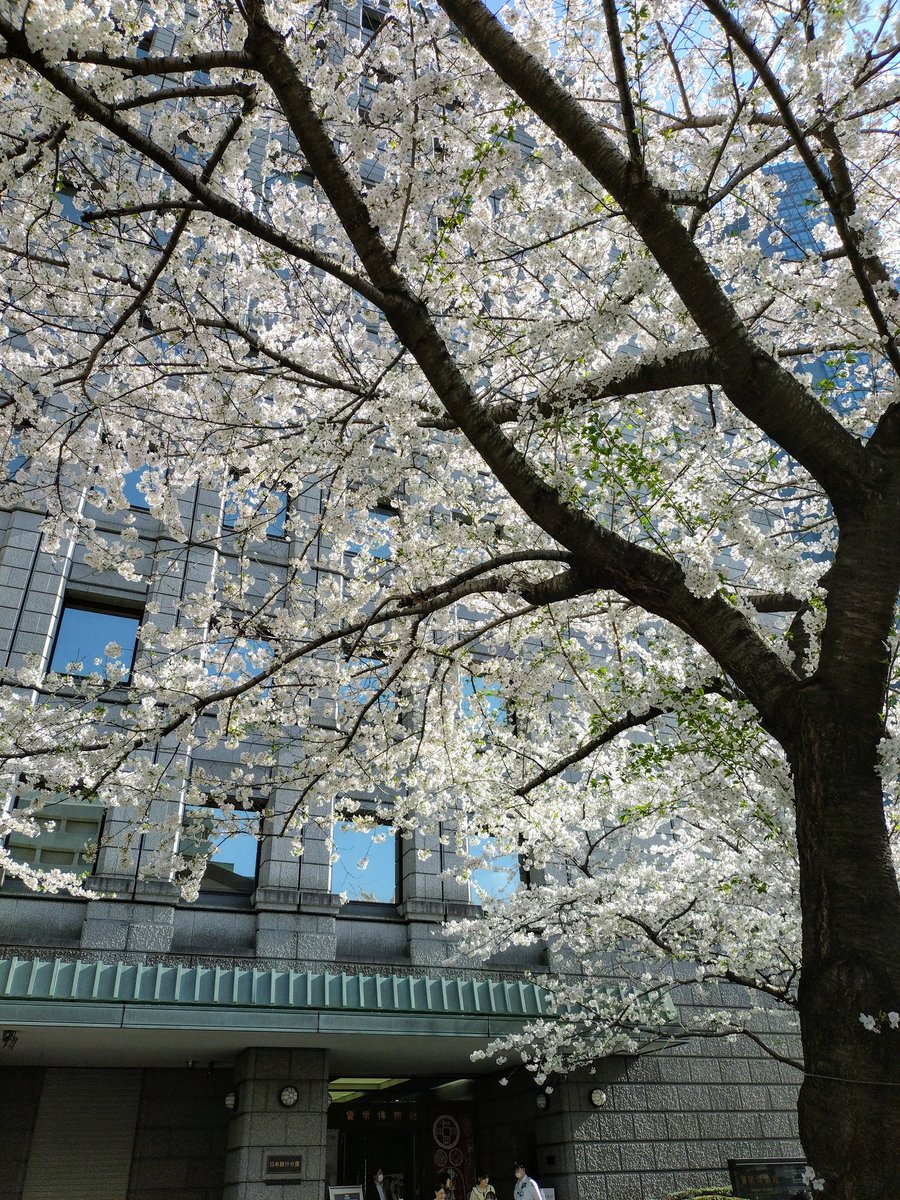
[0,952,550,1038]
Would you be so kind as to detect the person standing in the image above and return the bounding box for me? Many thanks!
[468,1172,496,1200]
[366,1167,389,1200]
[513,1164,542,1200]
[435,1172,454,1200]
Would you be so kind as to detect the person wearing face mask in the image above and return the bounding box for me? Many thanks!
[512,1164,542,1200]
[366,1168,389,1200]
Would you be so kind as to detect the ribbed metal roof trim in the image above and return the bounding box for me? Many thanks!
[0,955,550,1019]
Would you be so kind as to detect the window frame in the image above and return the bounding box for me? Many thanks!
[330,806,401,907]
[2,790,105,883]
[48,598,143,683]
[178,799,264,902]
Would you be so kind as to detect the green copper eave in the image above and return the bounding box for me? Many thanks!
[0,954,550,1018]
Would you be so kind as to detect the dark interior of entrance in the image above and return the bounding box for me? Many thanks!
[327,1076,478,1200]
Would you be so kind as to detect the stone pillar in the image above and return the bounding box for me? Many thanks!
[255,799,340,961]
[224,1048,329,1200]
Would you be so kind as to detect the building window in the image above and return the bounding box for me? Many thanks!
[3,794,103,877]
[49,601,142,682]
[461,673,506,722]
[331,813,399,903]
[5,434,28,479]
[361,3,386,34]
[340,653,395,714]
[122,467,151,510]
[207,636,273,691]
[222,481,288,538]
[179,804,262,896]
[467,836,520,904]
[346,505,398,561]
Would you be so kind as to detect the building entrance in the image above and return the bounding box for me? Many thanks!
[327,1079,476,1200]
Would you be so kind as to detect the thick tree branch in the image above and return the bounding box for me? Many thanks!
[0,15,387,308]
[436,0,869,511]
[702,0,900,381]
[241,0,802,744]
[113,82,257,110]
[64,49,252,73]
[422,348,724,429]
[601,0,643,166]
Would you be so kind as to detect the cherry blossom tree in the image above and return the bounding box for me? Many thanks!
[1,0,899,1193]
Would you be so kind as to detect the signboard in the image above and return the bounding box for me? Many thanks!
[265,1152,303,1184]
[329,1187,365,1200]
[728,1159,808,1200]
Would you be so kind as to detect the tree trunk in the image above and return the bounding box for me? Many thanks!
[794,686,900,1198]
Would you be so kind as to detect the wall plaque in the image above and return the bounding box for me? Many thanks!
[265,1151,303,1184]
[728,1158,808,1200]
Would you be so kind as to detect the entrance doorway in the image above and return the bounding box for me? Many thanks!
[327,1078,476,1200]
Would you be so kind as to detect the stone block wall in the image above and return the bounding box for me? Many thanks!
[473,1014,803,1200]
[0,1066,43,1200]
[127,1068,231,1200]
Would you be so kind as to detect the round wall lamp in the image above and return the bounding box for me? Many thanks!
[589,1088,607,1108]
[224,1091,237,1111]
[279,1085,299,1108]
[535,1092,549,1111]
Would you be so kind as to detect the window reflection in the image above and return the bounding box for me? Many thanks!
[331,817,398,903]
[49,602,141,682]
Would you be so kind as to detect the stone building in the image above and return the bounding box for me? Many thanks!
[0,468,805,1200]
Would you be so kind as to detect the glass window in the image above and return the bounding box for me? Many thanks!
[467,836,520,904]
[55,180,82,225]
[49,602,141,681]
[346,505,397,560]
[122,467,151,510]
[362,4,386,34]
[3,794,103,876]
[340,654,395,712]
[5,434,28,479]
[766,162,822,259]
[331,815,398,903]
[208,636,273,688]
[222,481,288,538]
[461,673,506,723]
[180,804,261,895]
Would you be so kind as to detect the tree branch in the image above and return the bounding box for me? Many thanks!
[435,0,869,512]
[76,90,256,387]
[0,15,387,309]
[702,0,900,380]
[113,82,257,111]
[423,348,725,429]
[64,49,252,74]
[601,0,643,167]
[240,0,802,744]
